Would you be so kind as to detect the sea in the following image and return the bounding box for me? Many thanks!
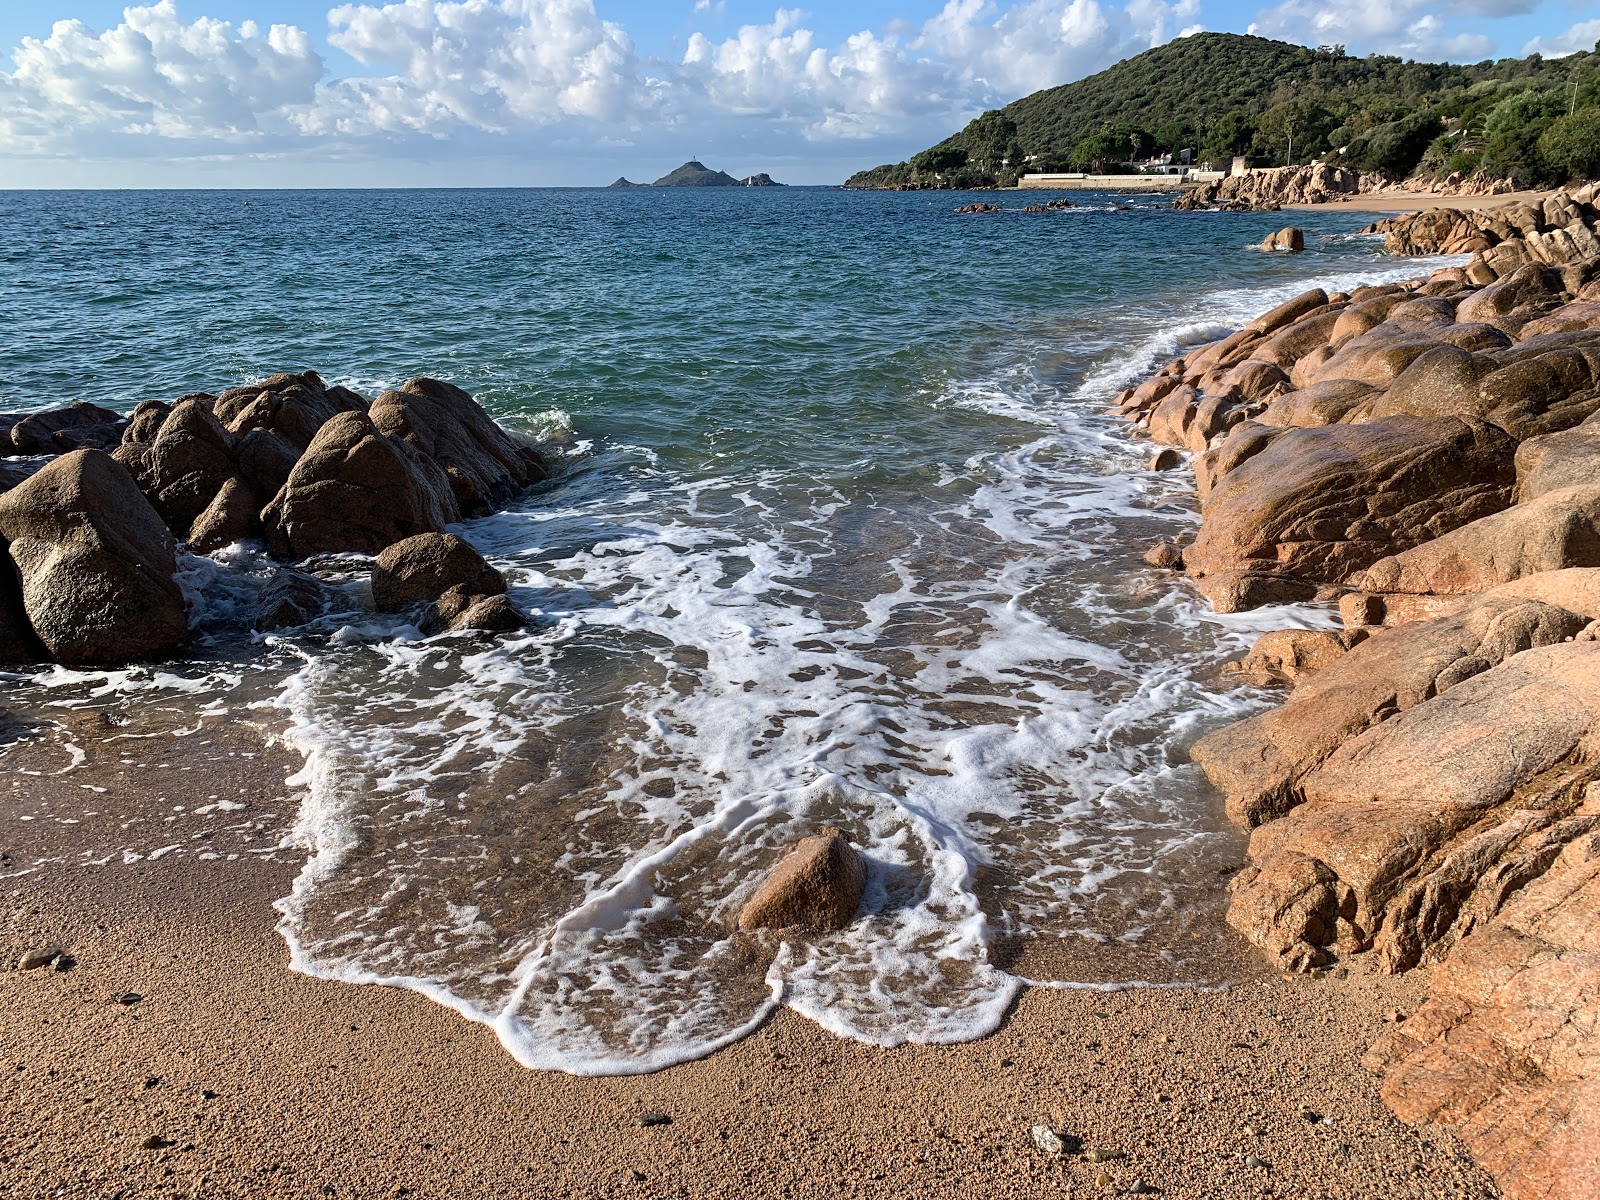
[0,186,1439,1074]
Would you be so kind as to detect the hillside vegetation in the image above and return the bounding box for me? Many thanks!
[845,32,1600,190]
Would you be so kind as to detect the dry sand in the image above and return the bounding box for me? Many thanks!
[0,714,1499,1199]
[1283,189,1556,214]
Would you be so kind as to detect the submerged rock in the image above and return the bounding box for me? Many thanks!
[737,827,867,933]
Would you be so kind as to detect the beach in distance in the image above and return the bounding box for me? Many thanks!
[3,181,1594,1199]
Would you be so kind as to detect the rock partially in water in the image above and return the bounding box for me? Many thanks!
[737,828,867,933]
[9,402,125,455]
[1260,226,1304,253]
[370,377,547,516]
[262,411,459,559]
[254,570,328,632]
[1143,540,1184,571]
[371,532,505,612]
[187,476,262,554]
[0,450,188,665]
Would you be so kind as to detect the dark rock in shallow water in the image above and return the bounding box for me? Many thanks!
[0,450,188,665]
[10,402,126,455]
[262,411,458,559]
[423,589,526,634]
[186,476,262,553]
[608,177,643,188]
[254,570,328,631]
[371,532,504,612]
[0,461,33,494]
[369,377,547,516]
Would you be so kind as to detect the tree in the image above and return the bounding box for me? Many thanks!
[1153,119,1199,155]
[964,111,1020,175]
[1341,112,1445,178]
[1537,108,1600,180]
[1201,110,1256,164]
[1071,124,1152,171]
[1257,98,1336,165]
[910,147,969,175]
[1481,90,1563,184]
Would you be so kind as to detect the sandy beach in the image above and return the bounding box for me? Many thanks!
[1283,189,1557,214]
[0,712,1499,1199]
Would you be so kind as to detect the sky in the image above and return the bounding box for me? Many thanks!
[0,0,1596,188]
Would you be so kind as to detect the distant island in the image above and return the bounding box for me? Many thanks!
[608,162,785,188]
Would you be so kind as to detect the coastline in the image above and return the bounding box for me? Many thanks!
[1282,189,1558,214]
[0,718,1496,1199]
[9,190,1585,1197]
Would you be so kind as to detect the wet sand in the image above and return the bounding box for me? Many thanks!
[0,715,1498,1198]
[1284,189,1556,214]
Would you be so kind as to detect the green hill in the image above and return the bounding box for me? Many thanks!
[844,32,1600,189]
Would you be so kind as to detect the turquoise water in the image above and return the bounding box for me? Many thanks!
[0,188,1431,1073]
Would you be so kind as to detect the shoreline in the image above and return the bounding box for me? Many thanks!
[0,717,1497,1199]
[1282,188,1558,214]
[0,197,1548,1197]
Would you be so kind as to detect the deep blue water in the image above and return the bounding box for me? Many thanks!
[0,188,1434,1073]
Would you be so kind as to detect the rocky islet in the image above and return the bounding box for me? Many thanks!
[1118,181,1600,1199]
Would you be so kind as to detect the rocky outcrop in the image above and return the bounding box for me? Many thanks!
[1175,163,1364,212]
[1125,186,1600,1199]
[0,451,188,665]
[1184,416,1515,611]
[369,378,547,516]
[737,828,868,933]
[1362,828,1600,1200]
[262,411,458,559]
[1115,186,1600,617]
[371,532,505,612]
[0,371,551,665]
[1368,184,1600,274]
[8,402,125,455]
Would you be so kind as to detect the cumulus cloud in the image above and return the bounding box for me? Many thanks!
[0,0,1222,163]
[1523,18,1600,58]
[1247,0,1527,60]
[0,0,321,151]
[305,0,651,134]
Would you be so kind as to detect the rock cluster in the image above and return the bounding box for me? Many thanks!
[1177,164,1519,213]
[1122,185,1600,1199]
[1175,164,1364,211]
[1365,182,1600,275]
[0,372,547,666]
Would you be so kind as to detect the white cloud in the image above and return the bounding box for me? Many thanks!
[0,0,321,151]
[307,0,651,134]
[1523,18,1600,58]
[1248,0,1526,59]
[0,0,1226,166]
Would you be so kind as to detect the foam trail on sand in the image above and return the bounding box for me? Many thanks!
[264,258,1388,1075]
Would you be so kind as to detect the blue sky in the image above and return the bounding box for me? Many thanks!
[1,0,1596,187]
